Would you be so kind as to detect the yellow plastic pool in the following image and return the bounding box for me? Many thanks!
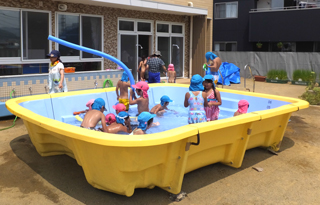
[5,84,309,196]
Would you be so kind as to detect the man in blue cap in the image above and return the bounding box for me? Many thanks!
[150,95,174,115]
[81,98,108,132]
[205,51,222,84]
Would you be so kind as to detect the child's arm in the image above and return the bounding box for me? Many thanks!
[116,81,120,100]
[101,113,108,132]
[174,71,176,81]
[208,90,222,106]
[184,92,190,108]
[129,89,139,105]
[59,69,65,89]
[202,92,208,107]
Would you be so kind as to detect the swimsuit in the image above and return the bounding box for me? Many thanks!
[205,91,220,121]
[119,98,129,110]
[80,126,96,131]
[188,91,207,124]
[129,128,143,135]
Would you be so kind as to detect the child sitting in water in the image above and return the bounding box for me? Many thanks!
[81,98,108,132]
[184,74,208,124]
[130,112,156,135]
[150,95,173,115]
[203,75,222,121]
[167,64,176,83]
[105,113,116,125]
[106,111,132,134]
[116,71,131,111]
[112,103,127,114]
[129,81,149,115]
[234,100,249,116]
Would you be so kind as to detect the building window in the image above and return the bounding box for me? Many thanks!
[215,2,238,19]
[138,22,151,32]
[56,13,103,59]
[0,9,50,59]
[214,42,237,51]
[119,20,134,31]
[157,24,169,33]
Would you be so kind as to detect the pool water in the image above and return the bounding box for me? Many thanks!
[68,104,233,134]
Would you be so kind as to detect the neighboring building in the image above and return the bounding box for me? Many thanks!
[0,0,213,117]
[212,0,320,52]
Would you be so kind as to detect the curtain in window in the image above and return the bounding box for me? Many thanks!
[226,3,237,18]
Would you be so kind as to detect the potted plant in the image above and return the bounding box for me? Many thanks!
[292,70,316,86]
[266,69,289,83]
[277,42,283,49]
[256,42,262,49]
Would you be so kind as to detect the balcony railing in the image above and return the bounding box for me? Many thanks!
[250,4,319,12]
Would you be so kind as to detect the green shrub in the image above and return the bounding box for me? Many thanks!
[267,69,287,80]
[300,86,320,105]
[293,70,316,82]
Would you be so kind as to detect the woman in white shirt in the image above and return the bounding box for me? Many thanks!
[47,50,68,93]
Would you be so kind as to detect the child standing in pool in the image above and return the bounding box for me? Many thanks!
[116,71,131,111]
[167,64,176,83]
[129,81,149,115]
[184,74,208,124]
[203,75,221,121]
[234,100,249,116]
[130,112,156,135]
[47,50,68,94]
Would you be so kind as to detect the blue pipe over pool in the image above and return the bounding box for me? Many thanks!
[47,35,135,89]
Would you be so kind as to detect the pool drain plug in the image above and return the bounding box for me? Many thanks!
[169,191,187,202]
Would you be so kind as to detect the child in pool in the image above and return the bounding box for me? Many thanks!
[112,103,127,114]
[167,64,176,83]
[129,81,149,115]
[130,112,156,135]
[203,75,222,121]
[184,74,208,124]
[105,113,116,125]
[106,111,132,134]
[47,50,68,93]
[205,51,222,84]
[73,99,94,115]
[150,95,173,115]
[81,98,108,132]
[116,71,131,111]
[234,100,249,116]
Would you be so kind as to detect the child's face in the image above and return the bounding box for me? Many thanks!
[136,89,142,96]
[204,80,212,90]
[50,57,58,63]
[125,117,131,125]
[163,102,169,107]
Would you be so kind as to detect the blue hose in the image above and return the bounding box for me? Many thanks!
[47,35,135,89]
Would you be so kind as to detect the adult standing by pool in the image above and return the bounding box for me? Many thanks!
[147,51,167,83]
[205,51,222,85]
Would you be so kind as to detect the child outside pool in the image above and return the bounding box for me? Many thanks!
[81,98,108,132]
[47,50,68,93]
[203,75,221,121]
[116,71,131,111]
[184,74,208,124]
[234,100,249,116]
[205,51,222,85]
[129,81,149,115]
[167,64,176,83]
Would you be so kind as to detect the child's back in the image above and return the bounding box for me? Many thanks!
[187,91,207,123]
[167,64,176,83]
[81,98,108,132]
[116,72,131,110]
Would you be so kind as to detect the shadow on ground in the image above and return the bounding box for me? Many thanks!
[8,135,294,205]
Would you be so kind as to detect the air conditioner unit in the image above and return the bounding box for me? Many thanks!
[58,4,67,11]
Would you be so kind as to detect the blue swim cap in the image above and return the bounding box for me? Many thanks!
[203,74,216,88]
[205,51,218,62]
[91,98,107,111]
[160,95,173,106]
[189,74,204,91]
[116,111,129,125]
[137,112,156,131]
[121,71,129,82]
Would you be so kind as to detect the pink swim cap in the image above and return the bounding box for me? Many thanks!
[132,81,149,98]
[105,113,116,124]
[237,100,249,114]
[112,103,126,112]
[86,99,95,110]
[168,64,175,71]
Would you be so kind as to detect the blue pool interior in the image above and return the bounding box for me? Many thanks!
[19,86,291,133]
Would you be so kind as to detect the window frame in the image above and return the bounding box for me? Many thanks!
[214,2,238,19]
[0,6,52,64]
[214,41,237,51]
[55,12,104,62]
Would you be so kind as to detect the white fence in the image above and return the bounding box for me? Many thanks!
[216,51,320,80]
